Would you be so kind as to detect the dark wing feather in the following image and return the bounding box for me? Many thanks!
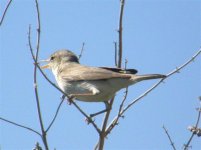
[99,67,138,74]
[60,64,132,81]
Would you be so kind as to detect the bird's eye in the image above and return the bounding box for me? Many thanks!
[50,56,55,61]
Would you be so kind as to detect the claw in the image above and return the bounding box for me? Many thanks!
[60,94,75,105]
[67,94,75,105]
[85,116,94,124]
[67,100,72,105]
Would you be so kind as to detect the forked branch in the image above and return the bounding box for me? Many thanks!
[96,1,125,150]
[29,0,49,149]
[106,48,201,136]
[184,98,201,150]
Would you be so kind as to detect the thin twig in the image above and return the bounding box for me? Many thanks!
[105,88,128,136]
[122,78,164,114]
[34,0,49,148]
[166,49,201,77]
[29,0,49,149]
[0,117,41,136]
[117,0,125,68]
[184,99,201,150]
[119,88,128,117]
[118,59,129,116]
[105,59,129,135]
[163,125,177,150]
[124,58,128,69]
[78,42,85,60]
[98,96,115,150]
[119,59,129,112]
[184,134,194,150]
[0,0,12,26]
[106,48,201,136]
[97,1,125,150]
[33,7,44,141]
[71,101,101,134]
[123,48,201,115]
[114,42,118,67]
[0,0,49,145]
[45,99,65,133]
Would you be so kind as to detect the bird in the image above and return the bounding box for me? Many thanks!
[41,49,166,117]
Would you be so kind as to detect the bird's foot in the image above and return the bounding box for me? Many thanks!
[60,94,75,105]
[67,94,75,105]
[85,116,95,124]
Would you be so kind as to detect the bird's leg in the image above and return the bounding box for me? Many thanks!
[90,101,111,118]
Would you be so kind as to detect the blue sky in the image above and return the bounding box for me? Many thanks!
[1,0,201,149]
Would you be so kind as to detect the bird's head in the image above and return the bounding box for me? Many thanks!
[40,49,79,70]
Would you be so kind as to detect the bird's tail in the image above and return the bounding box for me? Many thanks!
[131,74,166,82]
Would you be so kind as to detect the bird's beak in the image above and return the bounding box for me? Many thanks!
[41,64,50,69]
[39,59,51,69]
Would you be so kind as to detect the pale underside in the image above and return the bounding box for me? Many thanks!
[53,63,135,102]
[58,78,134,102]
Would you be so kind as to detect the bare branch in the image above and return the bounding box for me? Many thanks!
[163,125,177,150]
[105,88,128,136]
[119,88,128,118]
[117,0,125,68]
[123,48,201,115]
[114,42,118,67]
[35,0,41,59]
[97,1,126,150]
[0,0,12,26]
[119,59,128,112]
[72,101,101,134]
[124,58,128,69]
[0,0,49,147]
[166,49,201,77]
[184,98,201,150]
[0,117,41,136]
[98,96,115,150]
[33,0,48,147]
[29,0,49,149]
[45,99,65,133]
[123,79,164,113]
[105,59,128,135]
[78,42,85,60]
[106,48,201,136]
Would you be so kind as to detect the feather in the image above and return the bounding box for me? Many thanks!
[60,63,132,81]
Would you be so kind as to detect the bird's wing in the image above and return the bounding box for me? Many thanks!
[60,64,132,81]
[99,67,138,74]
